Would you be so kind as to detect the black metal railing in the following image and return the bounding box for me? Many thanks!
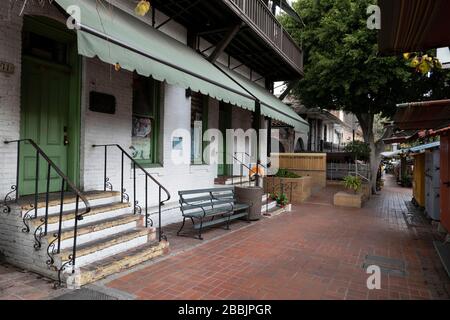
[217,151,260,187]
[263,176,296,214]
[3,139,91,287]
[92,144,171,242]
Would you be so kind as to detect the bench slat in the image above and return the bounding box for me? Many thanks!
[179,187,234,195]
[193,212,248,229]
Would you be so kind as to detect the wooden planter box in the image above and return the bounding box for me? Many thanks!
[264,176,312,204]
[333,192,363,208]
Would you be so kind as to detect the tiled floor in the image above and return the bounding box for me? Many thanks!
[104,175,450,300]
[1,175,449,300]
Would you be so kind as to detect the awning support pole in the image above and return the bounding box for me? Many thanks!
[254,100,262,187]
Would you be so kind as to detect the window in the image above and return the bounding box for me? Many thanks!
[23,31,68,65]
[190,92,208,164]
[131,75,161,166]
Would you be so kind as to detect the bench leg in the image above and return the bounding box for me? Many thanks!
[226,214,231,230]
[177,217,186,236]
[198,218,204,240]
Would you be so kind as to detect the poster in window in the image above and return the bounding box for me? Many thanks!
[131,116,152,160]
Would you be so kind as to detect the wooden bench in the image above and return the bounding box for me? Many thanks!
[177,187,252,240]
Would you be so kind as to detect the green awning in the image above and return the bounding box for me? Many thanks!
[54,0,255,111]
[54,0,308,133]
[217,65,309,133]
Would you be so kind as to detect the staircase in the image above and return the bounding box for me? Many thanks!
[1,140,170,288]
[18,191,168,286]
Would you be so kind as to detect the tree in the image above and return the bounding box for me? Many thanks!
[280,0,450,192]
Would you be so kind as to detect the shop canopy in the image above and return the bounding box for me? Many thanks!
[54,0,308,133]
[217,65,309,132]
[378,0,450,55]
[381,141,441,158]
[393,100,450,130]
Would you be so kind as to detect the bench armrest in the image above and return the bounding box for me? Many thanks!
[180,201,208,218]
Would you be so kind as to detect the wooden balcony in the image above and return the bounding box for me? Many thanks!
[150,0,303,80]
[224,0,303,74]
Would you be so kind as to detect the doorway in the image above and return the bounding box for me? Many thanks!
[19,16,80,195]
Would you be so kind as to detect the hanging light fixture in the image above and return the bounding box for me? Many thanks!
[135,0,151,17]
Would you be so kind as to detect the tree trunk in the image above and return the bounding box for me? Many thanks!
[356,113,381,194]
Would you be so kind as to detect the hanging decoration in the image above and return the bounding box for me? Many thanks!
[114,62,121,71]
[403,53,442,75]
[135,0,151,16]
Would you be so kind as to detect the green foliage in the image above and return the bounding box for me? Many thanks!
[344,141,371,161]
[275,193,289,207]
[275,168,301,178]
[343,175,362,193]
[279,0,450,122]
[269,192,290,206]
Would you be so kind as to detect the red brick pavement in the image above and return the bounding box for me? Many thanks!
[105,175,450,300]
[1,175,448,300]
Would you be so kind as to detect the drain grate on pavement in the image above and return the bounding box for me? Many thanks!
[54,288,118,300]
[362,255,407,277]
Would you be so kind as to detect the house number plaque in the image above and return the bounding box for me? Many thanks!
[0,61,14,74]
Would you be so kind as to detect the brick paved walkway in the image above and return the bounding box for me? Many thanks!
[103,175,450,300]
[1,175,449,300]
[0,264,64,300]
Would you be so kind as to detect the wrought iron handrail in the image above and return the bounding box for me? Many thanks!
[216,151,268,188]
[92,144,171,242]
[3,139,91,287]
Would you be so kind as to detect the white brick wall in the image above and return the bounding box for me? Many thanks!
[0,1,270,228]
[0,2,68,198]
[0,207,60,279]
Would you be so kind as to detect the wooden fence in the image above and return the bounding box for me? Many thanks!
[270,153,327,189]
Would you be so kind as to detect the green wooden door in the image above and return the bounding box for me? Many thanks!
[20,59,71,195]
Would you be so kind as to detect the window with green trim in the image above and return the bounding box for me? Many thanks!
[131,75,161,166]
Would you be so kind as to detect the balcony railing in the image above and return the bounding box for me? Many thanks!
[226,0,303,72]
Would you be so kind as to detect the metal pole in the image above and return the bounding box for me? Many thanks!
[254,100,261,187]
[104,146,107,191]
[34,150,39,218]
[15,141,20,201]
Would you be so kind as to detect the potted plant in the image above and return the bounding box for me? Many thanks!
[264,168,312,204]
[275,193,289,207]
[343,175,362,194]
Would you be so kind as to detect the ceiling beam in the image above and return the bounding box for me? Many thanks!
[278,81,298,101]
[208,23,242,63]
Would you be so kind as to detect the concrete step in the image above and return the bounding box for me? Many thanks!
[70,241,170,286]
[261,200,277,213]
[45,214,142,250]
[30,202,132,232]
[20,191,122,218]
[56,228,155,268]
[263,206,286,218]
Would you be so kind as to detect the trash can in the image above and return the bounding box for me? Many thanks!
[235,186,263,221]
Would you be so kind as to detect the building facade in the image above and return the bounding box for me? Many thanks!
[276,97,362,153]
[0,0,308,285]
